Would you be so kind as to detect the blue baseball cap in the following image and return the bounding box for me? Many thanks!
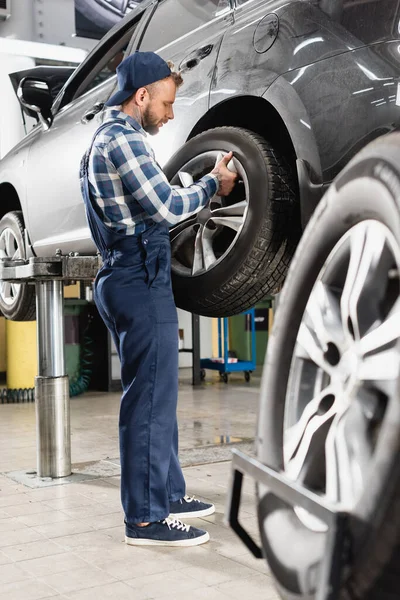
[105,51,171,107]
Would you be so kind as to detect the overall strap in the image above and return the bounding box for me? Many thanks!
[86,118,127,170]
[79,118,128,255]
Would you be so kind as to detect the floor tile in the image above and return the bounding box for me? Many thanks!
[0,494,41,509]
[182,555,257,586]
[65,581,145,600]
[215,573,280,600]
[0,551,12,566]
[124,570,204,597]
[2,539,65,563]
[81,512,121,531]
[94,555,178,581]
[0,527,44,549]
[0,484,27,498]
[74,481,121,504]
[3,502,54,518]
[38,566,115,594]
[44,496,94,511]
[59,502,120,521]
[16,511,71,528]
[0,563,32,585]
[228,550,271,575]
[0,579,56,600]
[74,542,143,568]
[153,587,230,600]
[32,519,94,539]
[0,518,28,534]
[53,530,119,552]
[100,526,124,543]
[17,552,89,578]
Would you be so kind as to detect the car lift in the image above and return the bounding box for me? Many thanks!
[0,251,204,478]
[226,449,352,600]
[0,252,101,479]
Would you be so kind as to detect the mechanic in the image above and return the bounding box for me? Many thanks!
[80,51,237,547]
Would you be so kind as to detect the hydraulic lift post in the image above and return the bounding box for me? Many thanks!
[0,253,101,479]
[35,279,70,478]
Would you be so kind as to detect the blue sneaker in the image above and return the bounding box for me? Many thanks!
[169,495,215,519]
[125,518,209,547]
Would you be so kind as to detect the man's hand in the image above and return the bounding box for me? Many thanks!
[211,151,237,197]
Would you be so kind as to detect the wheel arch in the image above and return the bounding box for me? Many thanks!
[188,95,298,178]
[0,183,23,221]
[187,92,324,229]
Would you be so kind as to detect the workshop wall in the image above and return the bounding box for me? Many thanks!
[0,317,5,375]
[0,0,96,51]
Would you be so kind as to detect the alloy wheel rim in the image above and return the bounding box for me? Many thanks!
[283,220,400,531]
[0,227,22,307]
[170,150,249,277]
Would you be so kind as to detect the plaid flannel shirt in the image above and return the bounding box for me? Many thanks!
[87,109,218,235]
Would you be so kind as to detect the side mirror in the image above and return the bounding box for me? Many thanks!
[17,78,54,130]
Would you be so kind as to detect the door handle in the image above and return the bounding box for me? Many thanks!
[81,102,104,124]
[179,44,213,72]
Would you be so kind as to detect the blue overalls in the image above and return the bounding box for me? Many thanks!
[80,120,186,524]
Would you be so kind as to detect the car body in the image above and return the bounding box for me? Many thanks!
[0,0,399,317]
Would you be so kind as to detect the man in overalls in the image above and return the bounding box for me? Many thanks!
[80,52,237,546]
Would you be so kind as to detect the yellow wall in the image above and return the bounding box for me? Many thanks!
[2,285,79,386]
[211,318,219,357]
[0,317,6,373]
[6,320,37,389]
[64,283,80,298]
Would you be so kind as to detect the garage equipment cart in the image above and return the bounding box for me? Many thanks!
[200,308,256,383]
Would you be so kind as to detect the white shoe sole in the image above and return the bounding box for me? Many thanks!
[169,505,216,519]
[125,531,210,547]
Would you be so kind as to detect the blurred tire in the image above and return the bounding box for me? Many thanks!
[257,133,400,600]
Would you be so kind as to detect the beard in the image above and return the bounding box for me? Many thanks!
[142,105,161,136]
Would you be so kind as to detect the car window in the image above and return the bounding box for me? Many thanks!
[140,0,231,52]
[82,48,126,95]
[53,8,147,112]
[339,0,400,44]
[73,25,137,99]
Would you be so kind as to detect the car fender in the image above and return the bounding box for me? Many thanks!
[262,76,325,227]
[0,142,31,223]
[262,76,322,184]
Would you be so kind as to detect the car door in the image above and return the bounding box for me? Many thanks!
[25,2,154,257]
[280,0,400,182]
[138,0,234,166]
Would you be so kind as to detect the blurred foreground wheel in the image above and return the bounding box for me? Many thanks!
[257,134,400,600]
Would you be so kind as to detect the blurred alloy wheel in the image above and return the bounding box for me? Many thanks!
[257,133,400,600]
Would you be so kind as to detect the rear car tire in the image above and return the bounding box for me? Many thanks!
[0,211,36,321]
[257,133,400,599]
[164,127,299,317]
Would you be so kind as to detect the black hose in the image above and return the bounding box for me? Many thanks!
[69,318,94,397]
[0,387,35,403]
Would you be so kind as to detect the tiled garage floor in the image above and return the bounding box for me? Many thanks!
[0,372,280,600]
